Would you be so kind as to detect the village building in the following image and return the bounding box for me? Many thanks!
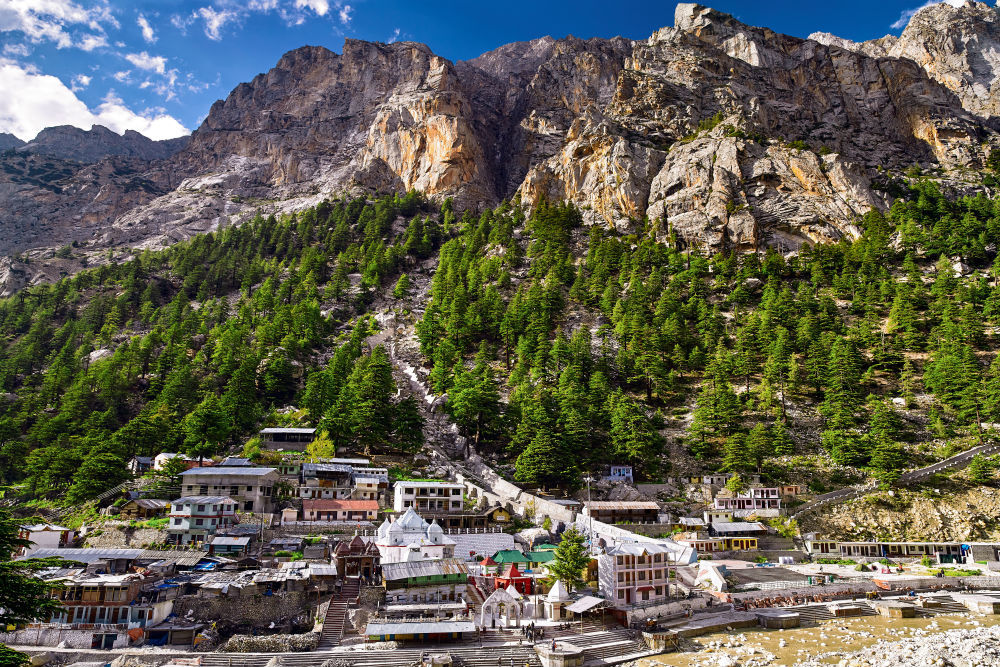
[179,467,278,513]
[583,501,660,524]
[602,465,634,484]
[205,535,251,557]
[16,523,75,556]
[301,498,379,522]
[153,452,198,471]
[712,488,783,512]
[259,426,317,451]
[392,480,465,514]
[375,508,456,563]
[118,499,170,521]
[381,558,468,604]
[299,462,354,500]
[165,496,238,546]
[127,456,153,475]
[598,542,675,607]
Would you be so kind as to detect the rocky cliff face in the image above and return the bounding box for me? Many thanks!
[21,125,189,163]
[4,2,1000,288]
[811,0,1000,119]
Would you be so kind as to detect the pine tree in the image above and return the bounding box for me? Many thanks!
[547,526,590,591]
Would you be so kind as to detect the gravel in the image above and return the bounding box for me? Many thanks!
[796,623,1000,667]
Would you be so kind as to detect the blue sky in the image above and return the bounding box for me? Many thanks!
[0,0,979,141]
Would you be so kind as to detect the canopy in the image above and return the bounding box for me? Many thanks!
[566,595,607,614]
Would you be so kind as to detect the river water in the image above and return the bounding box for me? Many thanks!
[639,611,1000,666]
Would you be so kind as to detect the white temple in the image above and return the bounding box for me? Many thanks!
[375,507,457,563]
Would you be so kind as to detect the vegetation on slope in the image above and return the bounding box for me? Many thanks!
[3,179,1000,504]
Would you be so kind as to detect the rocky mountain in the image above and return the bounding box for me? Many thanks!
[20,125,189,163]
[4,1,1000,291]
[0,133,24,152]
[811,0,1000,119]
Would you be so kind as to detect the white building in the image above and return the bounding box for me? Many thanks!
[602,465,634,484]
[179,466,278,513]
[598,542,675,608]
[16,523,75,557]
[375,508,456,563]
[393,480,464,514]
[153,452,195,470]
[165,496,238,545]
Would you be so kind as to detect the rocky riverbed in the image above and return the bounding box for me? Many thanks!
[641,612,1000,666]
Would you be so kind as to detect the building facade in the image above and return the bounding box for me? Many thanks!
[179,467,278,513]
[393,481,465,513]
[165,496,237,545]
[598,542,675,608]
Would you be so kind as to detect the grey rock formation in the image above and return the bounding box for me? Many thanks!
[4,2,1000,292]
[22,125,189,163]
[0,133,24,152]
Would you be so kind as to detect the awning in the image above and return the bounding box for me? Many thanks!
[636,585,655,592]
[566,596,607,614]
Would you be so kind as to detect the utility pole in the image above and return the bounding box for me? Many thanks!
[584,475,594,554]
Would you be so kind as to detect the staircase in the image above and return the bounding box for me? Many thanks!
[317,578,362,649]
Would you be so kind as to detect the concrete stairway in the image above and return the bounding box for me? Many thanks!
[316,578,362,649]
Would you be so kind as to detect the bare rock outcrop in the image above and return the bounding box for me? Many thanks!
[5,2,1000,286]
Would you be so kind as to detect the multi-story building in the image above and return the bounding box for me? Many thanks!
[165,496,238,545]
[301,499,379,522]
[712,488,782,512]
[602,465,634,484]
[598,542,675,608]
[179,467,278,513]
[381,558,469,604]
[0,571,174,649]
[299,463,354,500]
[393,481,465,514]
[375,508,456,563]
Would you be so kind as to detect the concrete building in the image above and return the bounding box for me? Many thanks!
[712,489,782,512]
[375,508,456,563]
[299,463,354,500]
[259,427,316,451]
[602,465,634,484]
[16,523,75,556]
[179,467,278,513]
[153,453,197,471]
[598,542,675,608]
[301,498,379,522]
[393,480,465,514]
[165,496,238,546]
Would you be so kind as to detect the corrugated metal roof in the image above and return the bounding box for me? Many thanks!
[302,463,353,475]
[172,496,236,504]
[135,549,206,566]
[381,558,468,580]
[260,427,316,435]
[565,596,607,613]
[711,521,767,533]
[181,467,277,476]
[584,501,660,510]
[450,532,516,559]
[24,548,142,563]
[366,621,476,636]
[209,536,251,546]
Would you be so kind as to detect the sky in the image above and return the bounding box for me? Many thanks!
[0,0,984,142]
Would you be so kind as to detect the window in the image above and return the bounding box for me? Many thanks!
[246,486,253,492]
[230,486,239,496]
[196,519,204,526]
[173,518,181,525]
[197,505,205,512]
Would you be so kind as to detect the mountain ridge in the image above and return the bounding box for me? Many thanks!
[3,2,1000,293]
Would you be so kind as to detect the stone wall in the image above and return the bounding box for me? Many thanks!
[0,628,129,649]
[172,591,314,632]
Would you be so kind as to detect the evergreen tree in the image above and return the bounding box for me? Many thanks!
[547,527,590,591]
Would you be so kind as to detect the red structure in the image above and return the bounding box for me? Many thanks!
[495,563,533,595]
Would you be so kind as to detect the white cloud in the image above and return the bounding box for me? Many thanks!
[125,51,167,75]
[2,43,30,58]
[338,4,352,25]
[70,73,91,91]
[77,33,107,51]
[891,0,966,30]
[137,14,155,43]
[197,6,238,40]
[0,0,117,50]
[295,0,329,14]
[387,28,400,44]
[113,70,131,82]
[0,59,188,141]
